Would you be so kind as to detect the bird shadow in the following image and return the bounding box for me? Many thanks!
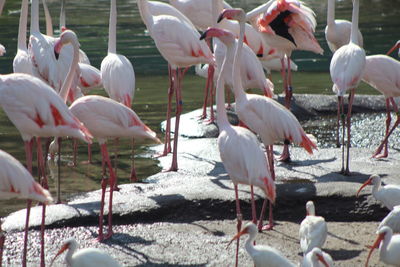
[323,248,363,261]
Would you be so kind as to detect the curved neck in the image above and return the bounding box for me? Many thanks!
[60,0,66,29]
[65,242,77,267]
[42,0,53,36]
[59,41,80,103]
[350,0,360,45]
[244,232,257,257]
[30,0,40,33]
[17,0,29,50]
[372,180,381,196]
[327,0,335,25]
[379,233,392,260]
[108,0,117,54]
[232,18,246,98]
[137,0,153,31]
[216,41,236,129]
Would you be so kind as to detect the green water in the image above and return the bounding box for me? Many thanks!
[0,0,397,216]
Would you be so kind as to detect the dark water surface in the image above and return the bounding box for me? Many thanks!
[0,0,398,216]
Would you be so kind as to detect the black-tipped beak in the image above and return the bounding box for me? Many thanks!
[54,51,60,60]
[217,13,224,23]
[200,31,208,40]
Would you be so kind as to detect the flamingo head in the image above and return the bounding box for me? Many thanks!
[356,175,380,197]
[365,227,390,267]
[54,30,80,60]
[387,40,400,56]
[217,8,245,23]
[200,27,235,46]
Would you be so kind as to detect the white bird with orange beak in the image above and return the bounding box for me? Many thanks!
[356,175,400,210]
[365,226,400,266]
[302,247,333,267]
[228,222,296,267]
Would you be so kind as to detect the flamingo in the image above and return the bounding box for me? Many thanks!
[246,0,323,110]
[387,40,400,57]
[200,27,275,267]
[365,226,400,266]
[356,175,400,211]
[0,149,54,267]
[299,201,328,255]
[137,0,214,171]
[379,206,400,234]
[13,0,33,74]
[228,222,296,267]
[302,247,333,267]
[325,0,363,53]
[361,53,400,158]
[218,9,317,230]
[50,238,121,267]
[329,0,365,175]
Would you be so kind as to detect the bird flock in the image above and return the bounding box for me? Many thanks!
[0,0,400,266]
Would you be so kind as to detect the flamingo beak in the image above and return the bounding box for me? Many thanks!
[386,41,400,56]
[365,233,385,267]
[217,9,229,23]
[200,28,228,41]
[50,243,69,267]
[54,40,62,60]
[316,253,329,267]
[356,177,373,197]
[227,227,249,248]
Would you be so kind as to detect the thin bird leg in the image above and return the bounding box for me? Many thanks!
[36,138,47,267]
[373,97,400,158]
[56,137,62,203]
[336,96,341,148]
[101,144,117,240]
[88,143,92,164]
[130,138,137,182]
[278,139,291,162]
[112,138,120,191]
[0,223,4,267]
[72,139,77,166]
[234,184,242,267]
[344,90,355,175]
[22,139,33,267]
[207,65,216,124]
[97,168,108,242]
[372,98,391,158]
[157,65,174,157]
[168,68,184,171]
[250,186,257,224]
[200,64,211,120]
[339,96,345,174]
[258,145,275,231]
[285,55,293,109]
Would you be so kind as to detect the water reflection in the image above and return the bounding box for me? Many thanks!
[0,0,398,216]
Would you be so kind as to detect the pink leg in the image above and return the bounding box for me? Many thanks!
[97,175,108,242]
[250,186,257,224]
[200,64,212,120]
[168,68,185,171]
[73,139,77,166]
[22,140,33,267]
[258,145,275,231]
[101,144,117,240]
[285,55,293,109]
[88,143,92,164]
[234,184,242,267]
[338,96,345,174]
[112,138,120,191]
[207,65,215,123]
[336,96,341,148]
[130,138,137,182]
[0,224,4,266]
[373,97,400,158]
[344,90,355,175]
[278,140,291,162]
[157,65,174,157]
[56,137,62,203]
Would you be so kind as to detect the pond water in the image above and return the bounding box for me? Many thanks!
[0,0,398,217]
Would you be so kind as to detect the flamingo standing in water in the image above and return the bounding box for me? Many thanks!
[329,0,365,175]
[201,27,275,267]
[218,9,316,231]
[0,149,54,266]
[228,222,296,267]
[361,46,400,158]
[50,238,121,266]
[365,226,400,266]
[137,0,214,171]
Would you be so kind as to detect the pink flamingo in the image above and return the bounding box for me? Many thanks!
[330,0,365,175]
[201,27,275,267]
[361,45,400,158]
[219,9,316,230]
[70,95,161,241]
[0,149,53,266]
[137,0,214,171]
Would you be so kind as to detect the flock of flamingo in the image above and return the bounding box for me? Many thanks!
[0,0,400,266]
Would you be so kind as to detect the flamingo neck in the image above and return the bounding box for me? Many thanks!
[327,0,335,25]
[17,0,29,50]
[30,0,40,33]
[350,0,360,45]
[42,0,53,36]
[59,40,80,103]
[137,0,154,31]
[232,18,246,99]
[108,0,117,54]
[60,0,66,29]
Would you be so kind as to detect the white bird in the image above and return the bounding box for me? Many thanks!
[302,247,333,267]
[0,43,5,56]
[365,226,400,266]
[329,0,365,175]
[379,206,400,233]
[50,238,121,267]
[356,175,400,211]
[299,201,328,255]
[325,0,363,53]
[228,222,296,267]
